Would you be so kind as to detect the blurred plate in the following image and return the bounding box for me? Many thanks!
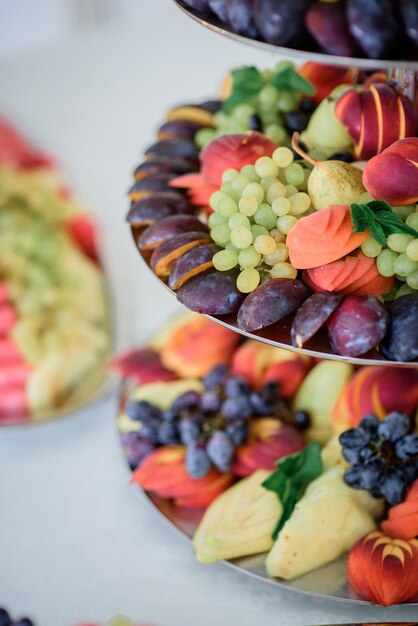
[173,0,418,70]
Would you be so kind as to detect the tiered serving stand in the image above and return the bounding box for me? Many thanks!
[126,0,418,606]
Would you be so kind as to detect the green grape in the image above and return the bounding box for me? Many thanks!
[238,195,259,217]
[269,228,286,244]
[228,213,251,230]
[220,181,235,197]
[277,91,298,112]
[254,204,277,229]
[242,182,264,203]
[237,267,260,293]
[272,196,291,217]
[258,84,280,108]
[270,262,297,279]
[406,270,418,290]
[265,124,287,145]
[394,253,418,277]
[285,184,299,197]
[211,223,231,244]
[222,168,239,183]
[209,190,226,211]
[285,163,305,186]
[406,239,418,262]
[212,249,238,271]
[396,283,415,298]
[230,225,253,249]
[233,103,256,124]
[208,212,226,228]
[267,181,287,203]
[272,147,294,169]
[238,245,261,268]
[288,192,311,216]
[217,196,238,218]
[251,224,269,239]
[255,156,279,179]
[275,60,294,73]
[387,233,414,253]
[377,249,398,277]
[214,111,228,126]
[263,242,289,265]
[391,204,415,220]
[260,176,279,192]
[240,164,259,183]
[406,212,418,230]
[254,235,276,255]
[308,148,328,162]
[361,237,382,258]
[195,127,216,149]
[277,215,298,234]
[225,241,240,252]
[232,175,250,195]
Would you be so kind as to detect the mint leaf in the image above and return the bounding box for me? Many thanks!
[350,201,418,246]
[262,443,323,540]
[271,66,315,95]
[222,66,263,114]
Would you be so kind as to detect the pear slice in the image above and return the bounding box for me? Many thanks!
[265,467,378,580]
[193,469,282,564]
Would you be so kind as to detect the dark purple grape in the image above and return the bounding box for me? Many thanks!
[342,447,363,465]
[172,391,201,413]
[360,447,374,463]
[208,0,228,22]
[359,413,379,436]
[224,376,250,398]
[253,0,312,46]
[339,428,370,449]
[120,433,155,468]
[262,380,280,401]
[377,411,410,443]
[344,465,364,489]
[299,98,316,114]
[221,395,253,420]
[201,390,222,413]
[186,442,211,478]
[13,621,33,626]
[206,431,234,471]
[179,419,201,445]
[401,0,418,48]
[203,364,228,389]
[360,458,386,490]
[284,111,309,133]
[249,391,270,416]
[291,292,343,348]
[226,0,259,37]
[162,409,177,422]
[125,400,162,422]
[0,609,11,626]
[293,410,311,431]
[395,435,418,459]
[226,419,249,445]
[139,420,160,444]
[248,113,262,131]
[346,0,401,59]
[157,421,179,445]
[401,460,418,483]
[329,151,354,163]
[380,294,418,362]
[182,0,211,11]
[380,469,406,506]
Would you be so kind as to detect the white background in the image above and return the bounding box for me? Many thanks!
[1,1,418,625]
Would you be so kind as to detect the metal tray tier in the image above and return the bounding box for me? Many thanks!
[173,0,418,71]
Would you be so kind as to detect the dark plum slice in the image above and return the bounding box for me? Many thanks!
[237,279,312,332]
[177,268,245,315]
[182,0,211,10]
[150,231,212,277]
[346,0,400,59]
[138,214,208,251]
[144,139,200,169]
[157,119,205,142]
[380,294,418,362]
[126,192,193,226]
[133,159,194,180]
[253,0,311,46]
[226,0,259,37]
[291,292,343,348]
[128,173,178,200]
[305,1,359,57]
[198,100,222,114]
[169,243,219,290]
[401,0,418,48]
[327,295,389,358]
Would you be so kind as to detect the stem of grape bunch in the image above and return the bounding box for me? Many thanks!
[388,67,418,104]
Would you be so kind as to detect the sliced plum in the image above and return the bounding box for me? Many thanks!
[137,215,208,252]
[291,292,343,348]
[327,295,389,358]
[128,173,179,200]
[133,159,194,181]
[157,119,204,142]
[126,192,193,226]
[150,231,212,277]
[177,268,245,315]
[237,279,312,332]
[169,243,219,290]
[144,139,200,169]
[380,294,418,362]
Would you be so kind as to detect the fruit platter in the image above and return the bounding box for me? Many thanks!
[174,0,418,68]
[127,59,418,365]
[0,116,112,425]
[114,312,418,606]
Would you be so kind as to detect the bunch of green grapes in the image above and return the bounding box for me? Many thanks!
[208,147,312,293]
[360,209,418,297]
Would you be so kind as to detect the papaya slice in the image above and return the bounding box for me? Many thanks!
[381,512,418,539]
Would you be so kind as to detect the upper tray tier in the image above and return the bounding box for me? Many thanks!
[173,0,418,70]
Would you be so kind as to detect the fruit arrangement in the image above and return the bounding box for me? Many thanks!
[115,312,418,605]
[178,0,418,62]
[127,60,418,362]
[0,116,111,424]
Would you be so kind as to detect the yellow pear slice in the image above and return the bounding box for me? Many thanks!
[193,469,282,564]
[265,467,377,580]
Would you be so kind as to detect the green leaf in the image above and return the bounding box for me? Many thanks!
[271,66,315,95]
[222,66,263,114]
[262,443,323,541]
[350,201,418,246]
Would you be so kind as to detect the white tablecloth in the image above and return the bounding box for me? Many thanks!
[1,2,418,625]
